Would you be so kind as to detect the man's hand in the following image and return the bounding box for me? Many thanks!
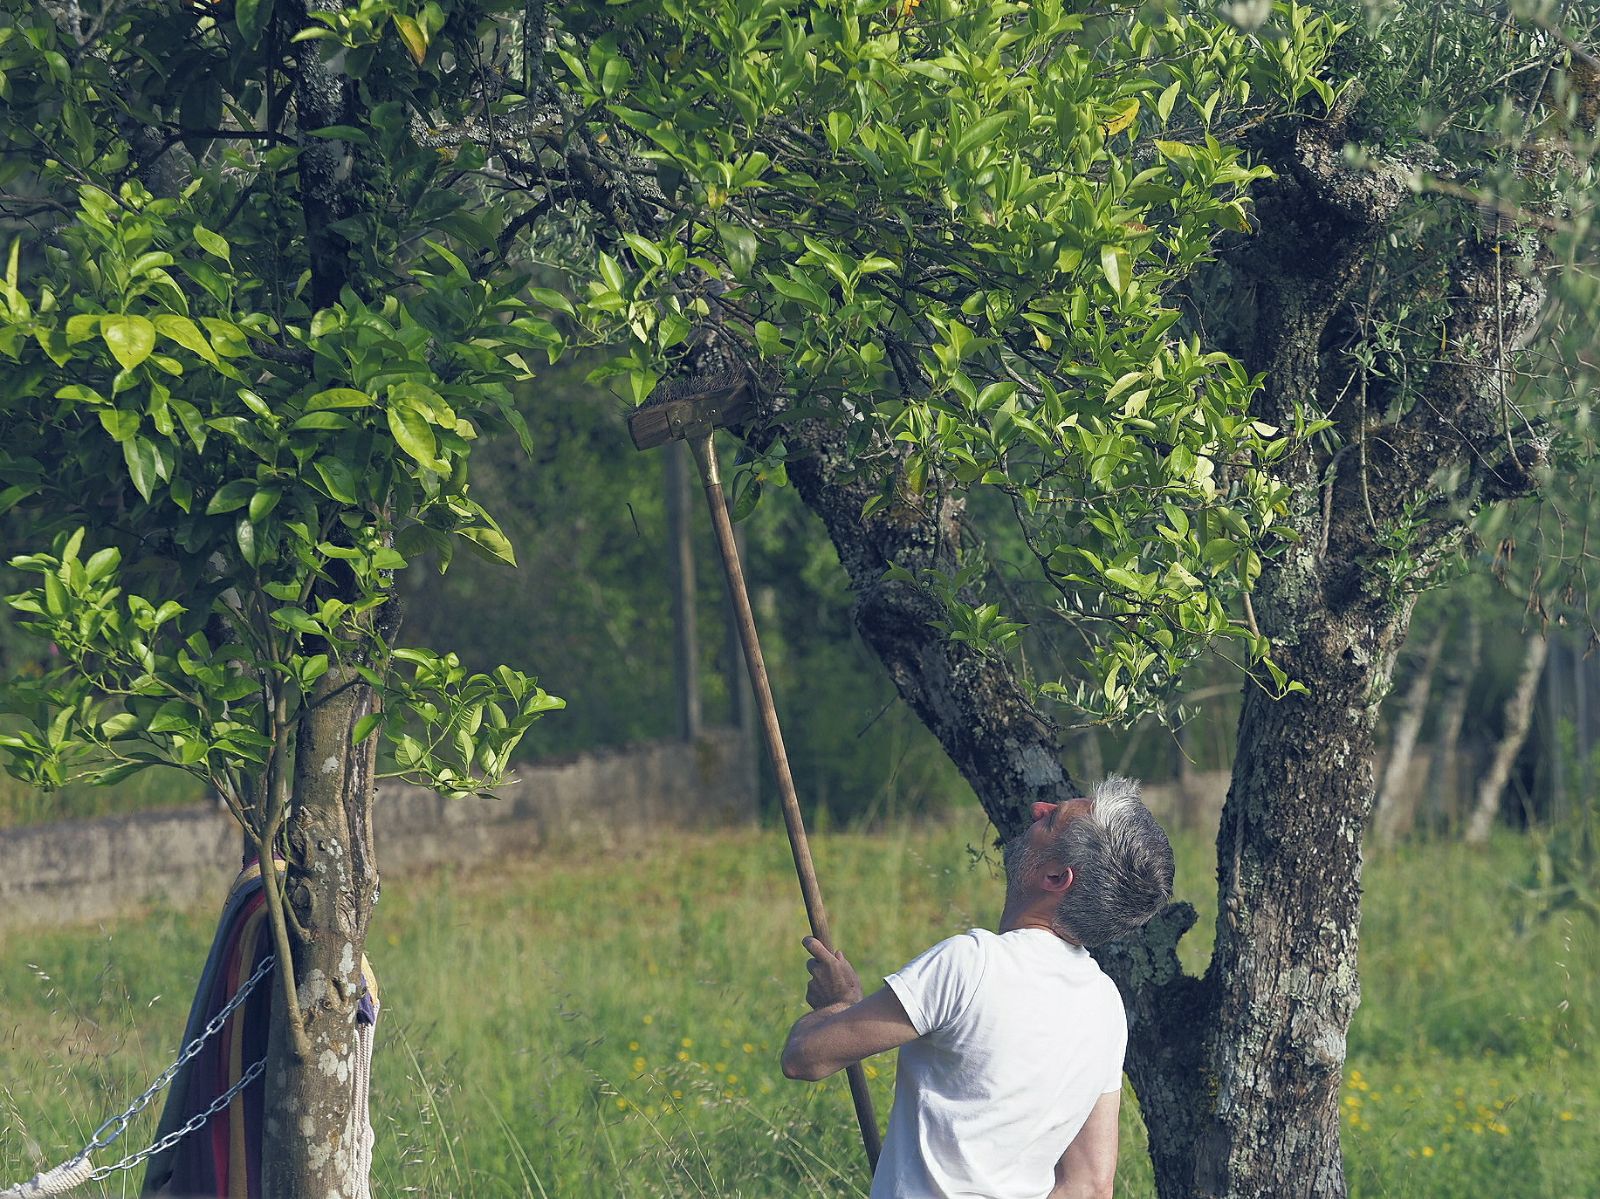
[802,935,864,1009]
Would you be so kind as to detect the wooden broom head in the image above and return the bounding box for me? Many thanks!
[628,373,753,451]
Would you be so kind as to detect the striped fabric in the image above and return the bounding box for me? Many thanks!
[141,860,378,1198]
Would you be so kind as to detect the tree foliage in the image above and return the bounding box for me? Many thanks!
[532,0,1346,722]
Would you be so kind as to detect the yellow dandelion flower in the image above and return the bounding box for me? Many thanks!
[676,1050,690,1062]
[615,1097,629,1111]
[866,1064,880,1080]
[643,1014,654,1025]
[1559,1111,1575,1121]
[629,1041,640,1051]
[713,1062,727,1073]
[681,1037,694,1048]
[1421,1146,1434,1158]
[673,1089,684,1099]
[727,1074,739,1084]
[633,1057,647,1074]
[743,1043,755,1054]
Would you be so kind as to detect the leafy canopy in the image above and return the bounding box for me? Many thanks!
[0,0,561,816]
[534,0,1344,717]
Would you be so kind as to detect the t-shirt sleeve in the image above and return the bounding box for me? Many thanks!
[1102,982,1129,1093]
[883,932,986,1037]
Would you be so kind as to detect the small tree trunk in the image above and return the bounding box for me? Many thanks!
[1373,625,1446,846]
[1424,612,1479,831]
[1466,631,1549,843]
[261,670,380,1199]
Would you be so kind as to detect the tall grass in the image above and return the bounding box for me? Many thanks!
[1,820,1594,1197]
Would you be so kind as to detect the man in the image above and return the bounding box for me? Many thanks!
[780,776,1174,1199]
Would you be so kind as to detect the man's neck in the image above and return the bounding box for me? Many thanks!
[999,894,1078,943]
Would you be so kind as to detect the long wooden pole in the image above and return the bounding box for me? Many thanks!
[686,432,883,1172]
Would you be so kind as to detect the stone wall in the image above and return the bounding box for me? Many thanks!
[0,729,755,929]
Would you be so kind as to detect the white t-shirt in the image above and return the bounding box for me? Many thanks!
[873,927,1127,1199]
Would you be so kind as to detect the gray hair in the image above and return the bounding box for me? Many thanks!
[1052,776,1175,947]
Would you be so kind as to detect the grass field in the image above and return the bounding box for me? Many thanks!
[1,816,1595,1197]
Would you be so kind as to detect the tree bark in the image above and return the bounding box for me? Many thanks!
[1466,630,1549,843]
[1373,625,1447,847]
[261,670,381,1199]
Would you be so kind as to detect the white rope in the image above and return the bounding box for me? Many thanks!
[352,1019,376,1199]
[0,1156,94,1199]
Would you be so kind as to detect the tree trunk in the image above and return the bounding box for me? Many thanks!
[1466,631,1549,843]
[1424,612,1479,832]
[260,670,381,1199]
[1373,625,1447,847]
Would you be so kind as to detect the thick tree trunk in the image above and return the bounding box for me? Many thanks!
[1373,626,1447,847]
[1465,630,1549,843]
[261,670,381,1199]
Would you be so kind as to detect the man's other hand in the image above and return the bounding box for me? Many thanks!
[802,935,864,1009]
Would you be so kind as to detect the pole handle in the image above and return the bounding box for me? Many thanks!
[688,434,881,1171]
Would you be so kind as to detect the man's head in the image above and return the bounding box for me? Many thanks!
[1004,776,1174,947]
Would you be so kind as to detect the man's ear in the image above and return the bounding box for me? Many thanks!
[1041,865,1074,894]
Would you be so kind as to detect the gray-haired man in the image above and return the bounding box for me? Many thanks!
[781,777,1174,1199]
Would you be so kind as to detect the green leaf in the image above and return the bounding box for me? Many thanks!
[598,252,626,294]
[457,525,516,566]
[152,314,218,364]
[313,458,358,503]
[622,232,664,267]
[1100,244,1131,298]
[206,480,255,515]
[236,0,271,47]
[388,402,442,471]
[98,409,140,442]
[715,222,759,279]
[123,437,159,502]
[955,112,1012,158]
[236,515,264,565]
[393,13,428,65]
[248,487,281,522]
[102,315,156,371]
[353,713,384,744]
[527,288,576,318]
[307,387,372,411]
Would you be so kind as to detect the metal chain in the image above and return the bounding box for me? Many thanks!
[85,1056,267,1181]
[84,954,276,1154]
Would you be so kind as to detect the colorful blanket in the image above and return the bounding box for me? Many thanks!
[141,860,378,1198]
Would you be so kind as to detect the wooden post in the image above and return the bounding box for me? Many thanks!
[665,441,702,741]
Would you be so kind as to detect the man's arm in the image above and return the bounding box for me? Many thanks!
[781,986,920,1081]
[1049,1088,1120,1199]
[780,936,920,1082]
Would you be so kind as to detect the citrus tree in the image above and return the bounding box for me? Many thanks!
[0,1,560,1192]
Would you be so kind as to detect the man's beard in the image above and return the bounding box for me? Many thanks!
[1002,830,1040,904]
